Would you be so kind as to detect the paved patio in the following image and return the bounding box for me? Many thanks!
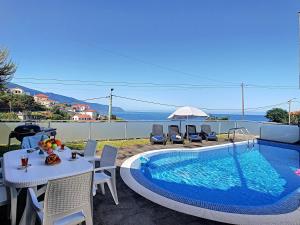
[1,140,232,225]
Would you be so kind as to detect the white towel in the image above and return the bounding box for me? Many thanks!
[21,134,48,149]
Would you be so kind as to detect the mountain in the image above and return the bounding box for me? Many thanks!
[7,83,125,113]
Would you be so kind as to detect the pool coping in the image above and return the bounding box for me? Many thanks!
[120,141,300,225]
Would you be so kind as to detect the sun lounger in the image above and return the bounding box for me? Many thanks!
[168,125,184,144]
[150,124,167,145]
[185,125,202,142]
[201,124,218,141]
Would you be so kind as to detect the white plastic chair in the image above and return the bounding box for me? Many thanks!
[0,157,8,207]
[83,140,97,161]
[94,145,119,205]
[28,172,93,225]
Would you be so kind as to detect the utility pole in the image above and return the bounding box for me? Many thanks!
[241,82,245,120]
[108,88,114,122]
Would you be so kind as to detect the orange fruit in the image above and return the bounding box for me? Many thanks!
[46,142,52,148]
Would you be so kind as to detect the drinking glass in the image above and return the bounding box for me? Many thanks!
[21,155,29,167]
[71,152,77,159]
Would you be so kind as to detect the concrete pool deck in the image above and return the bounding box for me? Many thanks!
[1,140,233,225]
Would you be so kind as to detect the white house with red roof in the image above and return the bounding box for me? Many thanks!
[72,114,92,121]
[33,94,56,108]
[72,104,90,112]
[79,109,97,119]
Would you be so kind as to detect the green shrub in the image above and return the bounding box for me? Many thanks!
[265,108,288,123]
[0,112,20,120]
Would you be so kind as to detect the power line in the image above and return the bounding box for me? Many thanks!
[13,80,240,89]
[0,91,295,113]
[113,94,294,112]
[13,77,300,90]
[80,96,109,101]
[67,93,299,112]
[245,101,290,110]
[113,95,184,108]
[245,100,297,113]
[9,77,300,113]
[68,42,240,85]
[246,84,299,90]
[14,77,239,88]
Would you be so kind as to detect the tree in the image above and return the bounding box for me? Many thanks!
[0,49,16,91]
[0,92,46,112]
[49,105,70,120]
[265,108,288,123]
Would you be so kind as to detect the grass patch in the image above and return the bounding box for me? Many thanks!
[0,139,150,157]
[0,144,20,157]
[65,138,150,151]
[217,134,228,139]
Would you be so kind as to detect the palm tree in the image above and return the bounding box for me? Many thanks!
[0,48,16,91]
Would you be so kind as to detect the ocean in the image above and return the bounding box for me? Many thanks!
[115,111,267,122]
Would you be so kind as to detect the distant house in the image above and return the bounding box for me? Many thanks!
[72,104,90,112]
[79,109,98,119]
[34,93,48,101]
[34,94,56,108]
[9,87,25,95]
[291,111,300,116]
[72,114,92,121]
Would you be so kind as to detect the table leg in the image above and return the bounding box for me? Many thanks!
[19,188,36,225]
[9,187,18,225]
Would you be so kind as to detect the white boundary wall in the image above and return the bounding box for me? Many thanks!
[0,120,287,145]
[260,124,299,143]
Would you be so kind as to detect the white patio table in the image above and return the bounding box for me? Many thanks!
[3,147,93,225]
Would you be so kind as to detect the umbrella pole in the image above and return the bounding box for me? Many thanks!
[180,120,182,134]
[186,115,189,137]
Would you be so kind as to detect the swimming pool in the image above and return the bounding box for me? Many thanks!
[120,141,300,225]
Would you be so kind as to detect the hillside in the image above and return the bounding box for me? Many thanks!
[7,83,125,113]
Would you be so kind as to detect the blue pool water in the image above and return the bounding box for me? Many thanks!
[131,142,300,214]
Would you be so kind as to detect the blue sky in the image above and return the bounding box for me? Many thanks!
[1,0,300,113]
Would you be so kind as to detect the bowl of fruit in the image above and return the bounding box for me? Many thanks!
[39,138,63,154]
[45,153,61,166]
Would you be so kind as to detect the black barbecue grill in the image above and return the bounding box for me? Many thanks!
[8,122,57,147]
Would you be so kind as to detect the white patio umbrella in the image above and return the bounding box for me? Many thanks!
[168,106,208,119]
[168,106,209,132]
